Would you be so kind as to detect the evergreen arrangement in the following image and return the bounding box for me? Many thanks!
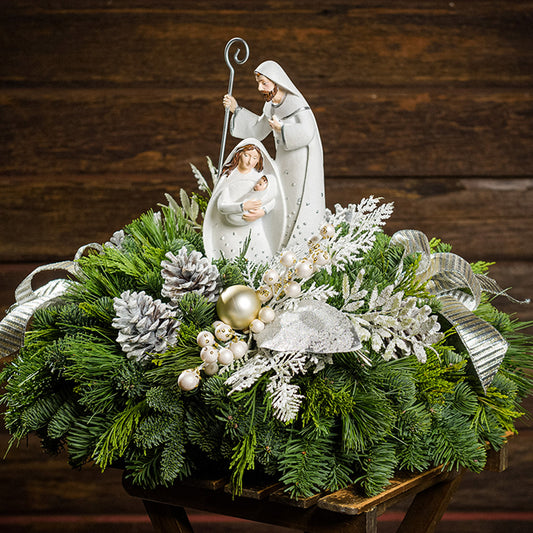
[1,162,532,499]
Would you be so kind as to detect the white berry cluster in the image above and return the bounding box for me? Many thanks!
[178,323,249,391]
[257,223,335,306]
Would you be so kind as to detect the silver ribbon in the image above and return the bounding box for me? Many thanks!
[256,299,362,354]
[390,229,528,391]
[0,243,102,358]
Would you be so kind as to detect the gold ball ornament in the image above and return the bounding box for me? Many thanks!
[216,284,262,330]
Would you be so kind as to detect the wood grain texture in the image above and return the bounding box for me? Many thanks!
[1,175,531,262]
[1,1,532,88]
[1,88,532,176]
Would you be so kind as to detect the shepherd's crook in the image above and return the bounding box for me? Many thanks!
[217,37,250,179]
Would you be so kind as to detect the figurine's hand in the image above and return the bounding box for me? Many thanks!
[223,94,238,113]
[268,116,282,132]
[243,199,262,211]
[243,208,265,221]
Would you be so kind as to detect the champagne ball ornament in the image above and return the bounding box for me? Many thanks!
[250,319,265,334]
[257,285,273,303]
[295,260,314,279]
[216,285,261,330]
[218,348,234,365]
[203,362,219,376]
[285,281,302,298]
[215,323,233,342]
[262,269,280,285]
[313,250,330,266]
[258,306,275,324]
[320,223,335,239]
[197,331,215,347]
[229,339,248,359]
[178,369,200,391]
[200,346,218,363]
[280,250,296,267]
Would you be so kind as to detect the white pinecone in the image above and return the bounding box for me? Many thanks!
[112,290,180,362]
[105,229,126,250]
[161,247,221,303]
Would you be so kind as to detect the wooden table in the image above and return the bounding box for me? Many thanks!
[122,437,510,533]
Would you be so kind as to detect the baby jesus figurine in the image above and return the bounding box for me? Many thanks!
[221,174,276,227]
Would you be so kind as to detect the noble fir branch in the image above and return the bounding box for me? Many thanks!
[230,429,257,495]
[66,414,111,468]
[395,403,433,472]
[160,430,190,484]
[175,292,216,329]
[146,385,183,415]
[428,405,486,472]
[94,400,148,470]
[123,448,162,489]
[185,401,226,460]
[358,441,398,496]
[17,390,70,438]
[47,396,82,440]
[134,413,178,449]
[278,424,336,498]
[322,452,355,493]
[254,422,286,475]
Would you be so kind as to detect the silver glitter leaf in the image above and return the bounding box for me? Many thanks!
[255,300,361,353]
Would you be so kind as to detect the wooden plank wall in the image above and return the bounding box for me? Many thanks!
[0,1,532,531]
[1,1,532,321]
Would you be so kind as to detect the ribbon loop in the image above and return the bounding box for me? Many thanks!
[0,243,103,359]
[390,229,520,391]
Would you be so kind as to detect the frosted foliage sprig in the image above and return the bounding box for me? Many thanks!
[225,349,326,423]
[267,379,304,423]
[189,156,217,195]
[324,196,394,272]
[342,270,443,363]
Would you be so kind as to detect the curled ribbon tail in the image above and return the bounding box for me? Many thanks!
[439,295,508,392]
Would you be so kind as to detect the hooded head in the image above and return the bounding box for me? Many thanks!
[254,61,304,100]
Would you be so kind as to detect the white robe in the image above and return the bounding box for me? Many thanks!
[230,61,325,248]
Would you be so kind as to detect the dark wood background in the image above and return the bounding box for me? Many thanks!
[0,2,532,531]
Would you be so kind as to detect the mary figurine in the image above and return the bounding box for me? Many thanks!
[203,138,286,262]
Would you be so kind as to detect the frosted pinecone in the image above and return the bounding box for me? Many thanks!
[112,290,180,362]
[105,229,126,250]
[161,247,221,303]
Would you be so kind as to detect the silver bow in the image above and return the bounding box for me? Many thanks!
[390,229,528,391]
[255,299,362,354]
[0,243,102,358]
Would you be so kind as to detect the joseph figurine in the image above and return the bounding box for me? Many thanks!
[223,60,325,248]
